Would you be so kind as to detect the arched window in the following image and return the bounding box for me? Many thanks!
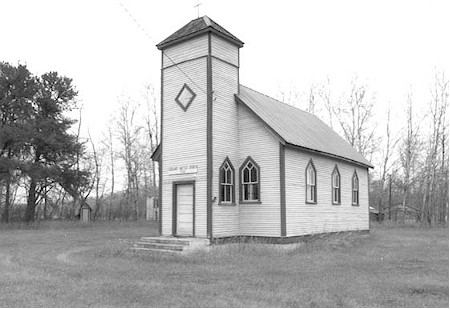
[332,165,341,204]
[306,160,317,203]
[352,171,359,206]
[239,157,260,203]
[219,157,235,204]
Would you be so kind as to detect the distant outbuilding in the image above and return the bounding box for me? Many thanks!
[80,203,92,223]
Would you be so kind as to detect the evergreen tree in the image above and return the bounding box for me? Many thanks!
[1,62,91,222]
[0,62,36,222]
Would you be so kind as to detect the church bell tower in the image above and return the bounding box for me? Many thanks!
[157,16,244,239]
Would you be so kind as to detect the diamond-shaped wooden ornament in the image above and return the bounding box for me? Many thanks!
[175,84,196,112]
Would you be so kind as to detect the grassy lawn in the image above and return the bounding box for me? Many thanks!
[0,221,448,307]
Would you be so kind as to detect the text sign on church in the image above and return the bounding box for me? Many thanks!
[168,165,198,175]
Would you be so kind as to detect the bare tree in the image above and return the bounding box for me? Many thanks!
[143,84,160,194]
[116,97,143,220]
[88,130,105,220]
[276,83,301,108]
[399,92,421,223]
[306,83,320,115]
[102,121,116,220]
[377,108,400,221]
[318,77,334,128]
[421,70,448,225]
[333,77,378,160]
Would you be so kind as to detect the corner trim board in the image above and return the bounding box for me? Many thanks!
[206,32,213,239]
[159,52,164,236]
[279,143,286,237]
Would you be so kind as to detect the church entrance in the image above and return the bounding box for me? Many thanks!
[173,182,195,237]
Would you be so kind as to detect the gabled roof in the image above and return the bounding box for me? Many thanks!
[235,85,373,168]
[157,15,244,50]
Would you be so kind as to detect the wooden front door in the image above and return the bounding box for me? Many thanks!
[174,183,194,237]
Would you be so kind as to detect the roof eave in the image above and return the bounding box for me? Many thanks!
[157,27,244,50]
[285,142,374,169]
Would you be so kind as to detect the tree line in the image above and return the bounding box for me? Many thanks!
[0,62,89,223]
[1,61,448,225]
[0,62,160,223]
[278,72,448,225]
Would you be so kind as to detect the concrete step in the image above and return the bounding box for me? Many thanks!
[131,247,181,254]
[140,237,191,246]
[135,242,184,251]
[131,236,210,254]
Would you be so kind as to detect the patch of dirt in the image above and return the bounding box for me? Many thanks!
[0,253,12,266]
[403,285,449,297]
[56,247,90,264]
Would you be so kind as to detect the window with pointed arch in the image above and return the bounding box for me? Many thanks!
[352,171,359,206]
[219,157,235,205]
[306,160,317,204]
[332,165,341,204]
[239,157,260,203]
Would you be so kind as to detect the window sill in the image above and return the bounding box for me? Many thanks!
[305,201,317,205]
[352,203,360,207]
[240,201,262,205]
[218,202,236,206]
[332,202,341,206]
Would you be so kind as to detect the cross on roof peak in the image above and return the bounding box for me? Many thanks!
[194,0,202,18]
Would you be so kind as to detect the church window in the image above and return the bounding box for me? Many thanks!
[219,158,235,204]
[239,157,260,203]
[332,165,341,204]
[306,160,317,203]
[352,171,359,206]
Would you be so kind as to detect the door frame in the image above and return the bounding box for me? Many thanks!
[172,181,196,237]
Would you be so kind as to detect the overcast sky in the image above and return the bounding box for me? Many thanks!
[1,0,449,142]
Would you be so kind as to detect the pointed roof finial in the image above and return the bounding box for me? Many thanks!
[194,0,202,18]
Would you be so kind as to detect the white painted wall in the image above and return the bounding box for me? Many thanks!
[162,35,208,68]
[211,34,240,238]
[161,34,209,237]
[238,103,282,237]
[160,32,369,239]
[285,147,369,236]
[211,34,239,67]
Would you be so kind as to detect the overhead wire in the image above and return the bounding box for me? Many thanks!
[117,1,207,96]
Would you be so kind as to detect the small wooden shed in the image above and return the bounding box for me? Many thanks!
[80,203,92,223]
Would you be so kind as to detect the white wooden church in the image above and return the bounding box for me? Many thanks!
[152,16,373,243]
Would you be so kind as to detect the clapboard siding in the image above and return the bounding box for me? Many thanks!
[211,56,240,237]
[161,57,208,237]
[162,35,208,68]
[211,34,239,67]
[238,104,281,237]
[285,147,369,236]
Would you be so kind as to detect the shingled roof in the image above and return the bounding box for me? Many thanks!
[235,85,373,168]
[157,16,244,50]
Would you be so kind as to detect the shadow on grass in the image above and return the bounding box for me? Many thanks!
[0,219,154,231]
[370,219,448,230]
